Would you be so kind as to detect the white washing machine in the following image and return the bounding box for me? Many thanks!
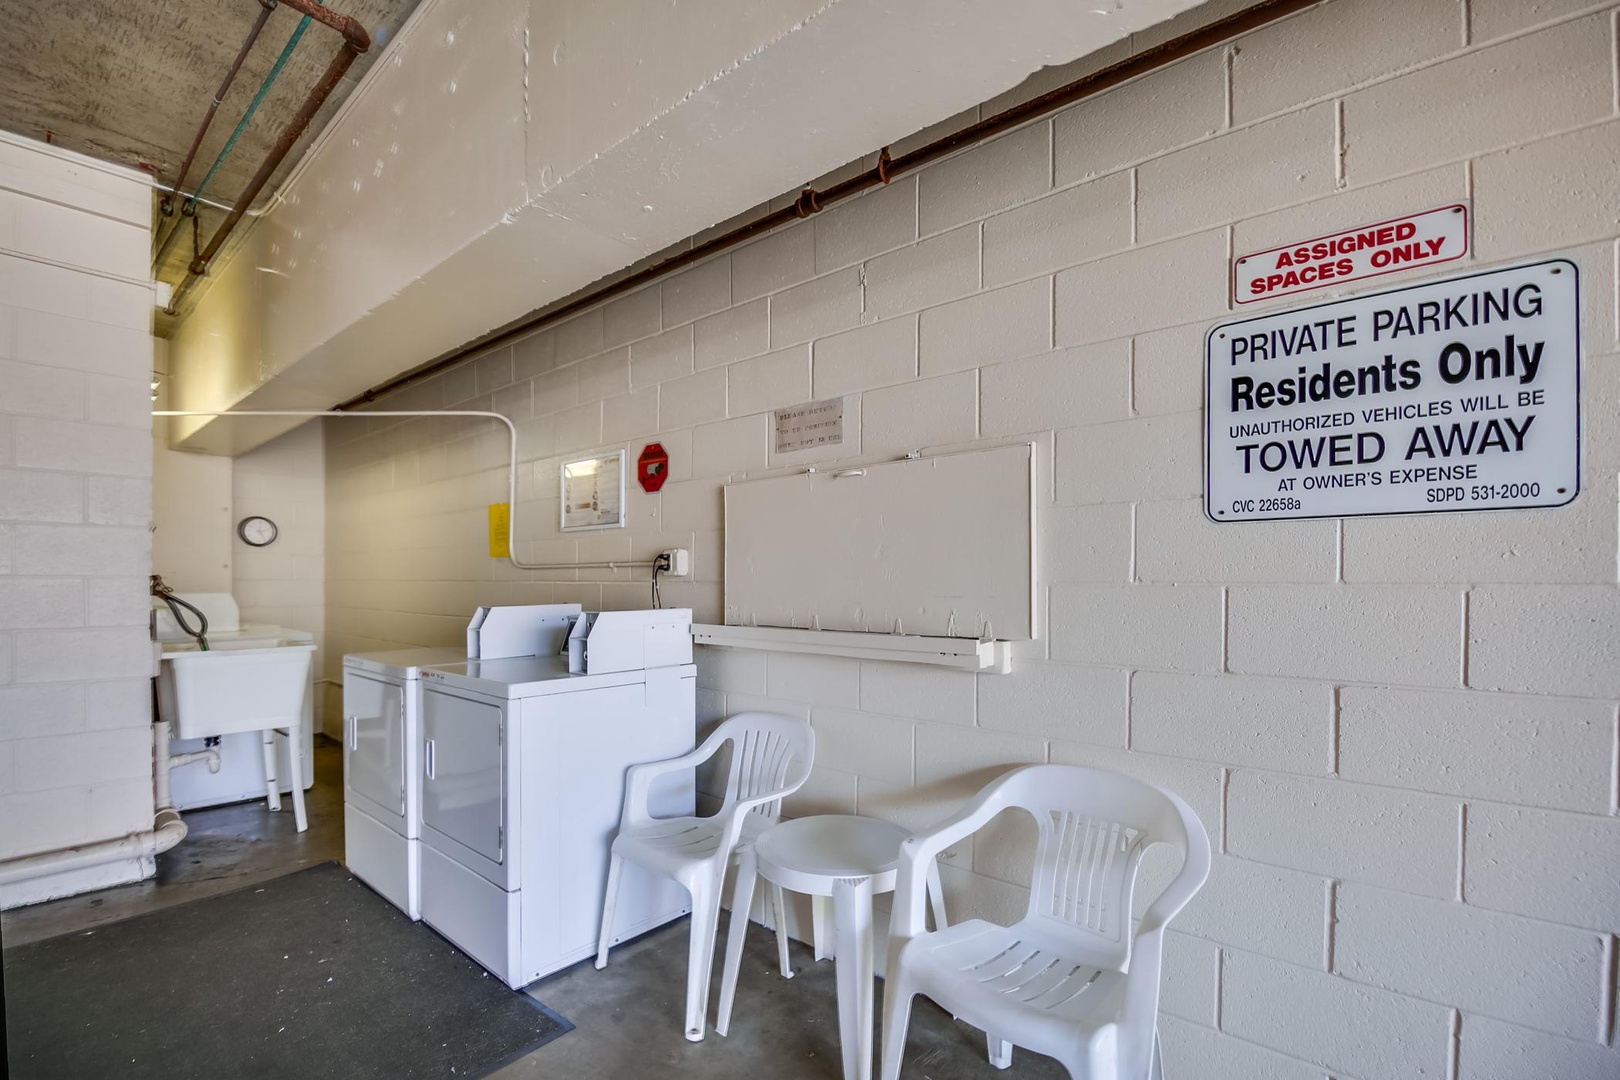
[417,609,696,989]
[342,647,466,920]
[341,604,583,920]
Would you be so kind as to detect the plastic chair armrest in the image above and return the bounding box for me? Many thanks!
[1137,802,1212,935]
[620,742,724,828]
[889,781,1012,938]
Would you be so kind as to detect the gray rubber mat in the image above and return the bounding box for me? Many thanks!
[3,862,570,1079]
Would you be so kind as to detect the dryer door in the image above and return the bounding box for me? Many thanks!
[344,672,405,817]
[421,690,504,865]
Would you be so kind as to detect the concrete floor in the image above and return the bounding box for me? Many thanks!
[3,739,1067,1079]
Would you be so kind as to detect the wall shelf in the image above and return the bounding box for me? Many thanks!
[691,624,1013,674]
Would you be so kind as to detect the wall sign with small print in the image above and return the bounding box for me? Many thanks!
[774,398,844,454]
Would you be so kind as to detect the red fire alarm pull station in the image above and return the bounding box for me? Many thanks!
[637,443,669,492]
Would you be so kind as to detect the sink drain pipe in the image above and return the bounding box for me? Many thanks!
[0,722,217,894]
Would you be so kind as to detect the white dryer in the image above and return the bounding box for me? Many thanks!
[417,609,696,989]
[342,647,466,919]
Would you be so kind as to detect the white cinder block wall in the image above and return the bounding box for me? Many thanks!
[232,423,329,734]
[327,1,1620,1075]
[0,134,158,904]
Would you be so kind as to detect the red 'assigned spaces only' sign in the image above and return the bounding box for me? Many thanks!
[1234,204,1470,305]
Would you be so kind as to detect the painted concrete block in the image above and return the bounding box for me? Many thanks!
[1222,950,1453,1080]
[976,659,1128,746]
[764,652,860,708]
[983,171,1132,287]
[1339,686,1615,812]
[918,123,1051,237]
[812,315,916,398]
[630,325,694,387]
[0,469,83,524]
[1055,230,1228,345]
[1227,585,1461,687]
[920,278,1051,378]
[769,267,862,348]
[1050,583,1223,673]
[733,223,815,303]
[601,285,662,349]
[694,298,770,370]
[1056,413,1202,504]
[1158,1016,1330,1080]
[727,345,810,417]
[860,660,976,727]
[1040,503,1132,584]
[981,339,1130,437]
[690,414,768,478]
[1053,48,1225,184]
[1468,585,1620,698]
[808,706,913,786]
[1131,671,1332,774]
[1464,804,1620,933]
[1231,0,1460,123]
[863,226,979,320]
[1137,104,1337,242]
[1473,120,1620,260]
[814,177,916,273]
[1336,882,1605,1038]
[657,368,727,431]
[1341,15,1612,183]
[1136,499,1336,583]
[860,371,976,454]
[662,255,731,328]
[1227,771,1460,898]
[1457,1015,1620,1080]
[1176,855,1327,968]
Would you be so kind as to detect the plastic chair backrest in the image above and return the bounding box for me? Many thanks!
[715,712,814,824]
[994,765,1193,968]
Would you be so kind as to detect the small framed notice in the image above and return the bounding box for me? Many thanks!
[774,398,844,454]
[560,450,627,531]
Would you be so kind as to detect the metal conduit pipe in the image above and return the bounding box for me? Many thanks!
[159,0,277,220]
[154,13,315,273]
[334,0,1323,412]
[163,0,371,314]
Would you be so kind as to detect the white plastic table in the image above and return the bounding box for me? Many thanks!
[715,814,944,1080]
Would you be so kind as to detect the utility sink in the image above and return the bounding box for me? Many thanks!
[157,643,317,739]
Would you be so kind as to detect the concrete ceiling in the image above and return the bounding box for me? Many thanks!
[155,0,1219,455]
[0,0,422,329]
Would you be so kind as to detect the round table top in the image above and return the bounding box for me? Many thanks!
[753,814,911,896]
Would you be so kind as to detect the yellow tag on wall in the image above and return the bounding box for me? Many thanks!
[488,502,511,559]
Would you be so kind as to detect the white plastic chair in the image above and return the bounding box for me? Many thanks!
[596,711,815,1042]
[880,764,1211,1080]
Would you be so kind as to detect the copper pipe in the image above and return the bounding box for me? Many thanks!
[168,38,366,314]
[161,0,277,219]
[273,0,370,51]
[336,0,1323,411]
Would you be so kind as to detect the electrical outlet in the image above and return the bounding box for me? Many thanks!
[659,548,691,576]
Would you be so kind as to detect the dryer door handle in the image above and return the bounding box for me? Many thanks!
[346,715,358,751]
[424,738,436,780]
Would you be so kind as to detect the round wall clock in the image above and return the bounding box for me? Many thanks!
[237,515,279,547]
